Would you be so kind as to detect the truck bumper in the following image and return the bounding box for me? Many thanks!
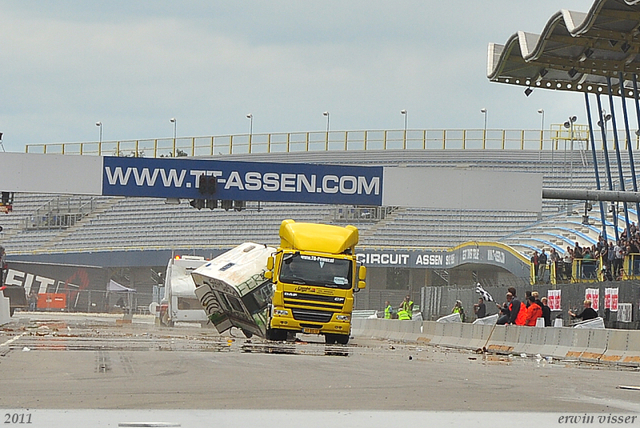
[270,312,350,336]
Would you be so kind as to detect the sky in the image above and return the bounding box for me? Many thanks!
[0,0,599,152]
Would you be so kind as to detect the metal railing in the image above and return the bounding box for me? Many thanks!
[24,196,98,230]
[25,126,640,157]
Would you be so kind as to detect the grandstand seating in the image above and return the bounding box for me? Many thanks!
[3,147,640,259]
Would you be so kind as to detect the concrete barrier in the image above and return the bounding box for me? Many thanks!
[0,296,9,326]
[485,325,514,354]
[417,321,437,345]
[621,331,640,365]
[515,326,545,355]
[564,328,590,360]
[600,329,628,364]
[579,329,609,363]
[468,323,493,350]
[351,318,640,368]
[428,322,447,347]
[397,320,421,342]
[536,327,561,357]
[351,318,366,337]
[436,313,461,323]
[457,323,474,349]
[551,327,578,360]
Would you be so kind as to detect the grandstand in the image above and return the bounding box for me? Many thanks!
[2,146,637,258]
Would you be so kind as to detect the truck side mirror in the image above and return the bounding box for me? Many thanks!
[358,265,367,280]
[267,256,274,270]
[358,280,366,290]
[264,270,273,280]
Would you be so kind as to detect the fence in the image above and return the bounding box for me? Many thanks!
[19,289,154,315]
[419,281,640,329]
[25,125,640,157]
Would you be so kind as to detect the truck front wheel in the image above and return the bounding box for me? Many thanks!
[336,335,349,345]
[267,328,287,341]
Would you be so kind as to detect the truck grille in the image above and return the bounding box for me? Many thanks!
[291,308,333,323]
[283,292,344,303]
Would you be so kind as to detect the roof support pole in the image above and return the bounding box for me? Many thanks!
[584,92,608,242]
[596,93,618,241]
[619,72,640,225]
[607,76,631,238]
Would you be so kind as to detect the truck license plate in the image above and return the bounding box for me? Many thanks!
[302,328,320,334]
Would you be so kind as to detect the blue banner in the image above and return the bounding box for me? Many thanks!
[102,157,384,205]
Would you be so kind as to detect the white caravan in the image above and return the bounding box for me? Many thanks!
[158,255,209,326]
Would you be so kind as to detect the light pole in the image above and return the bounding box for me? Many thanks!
[170,118,177,156]
[480,108,487,147]
[246,114,253,152]
[323,111,330,148]
[564,115,577,188]
[538,108,545,163]
[537,108,545,134]
[323,111,330,133]
[401,109,407,148]
[96,122,102,145]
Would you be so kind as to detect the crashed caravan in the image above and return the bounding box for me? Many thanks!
[192,243,275,338]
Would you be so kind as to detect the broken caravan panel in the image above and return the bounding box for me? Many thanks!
[159,255,209,326]
[192,243,275,338]
[265,219,366,345]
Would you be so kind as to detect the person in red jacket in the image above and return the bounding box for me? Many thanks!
[506,291,528,326]
[525,295,543,326]
[506,287,528,325]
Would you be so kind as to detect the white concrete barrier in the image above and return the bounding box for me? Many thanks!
[573,317,605,329]
[472,314,498,325]
[0,296,10,326]
[436,313,461,323]
[601,329,628,364]
[578,328,609,363]
[351,317,640,367]
[552,327,578,360]
[621,330,640,366]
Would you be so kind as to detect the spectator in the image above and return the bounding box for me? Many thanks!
[507,287,527,326]
[614,240,625,278]
[473,297,486,319]
[398,295,413,320]
[28,290,38,312]
[582,248,596,279]
[383,300,394,319]
[452,300,465,322]
[563,247,574,281]
[496,298,510,325]
[601,263,613,281]
[607,241,615,270]
[525,295,542,326]
[568,300,598,321]
[538,249,548,283]
[574,242,583,259]
[530,251,539,284]
[540,297,552,327]
[549,248,559,280]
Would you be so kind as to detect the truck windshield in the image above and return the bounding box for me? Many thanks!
[279,253,352,289]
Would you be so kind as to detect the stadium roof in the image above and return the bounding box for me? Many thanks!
[488,0,640,96]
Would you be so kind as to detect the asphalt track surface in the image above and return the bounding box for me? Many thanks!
[0,313,639,412]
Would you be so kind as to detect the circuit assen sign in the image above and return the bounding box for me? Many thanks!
[356,243,531,278]
[102,157,383,205]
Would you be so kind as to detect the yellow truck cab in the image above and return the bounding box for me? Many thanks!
[265,219,366,344]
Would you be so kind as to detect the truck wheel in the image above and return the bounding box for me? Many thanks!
[242,330,253,339]
[267,329,287,341]
[9,307,14,317]
[324,334,337,345]
[336,335,349,345]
